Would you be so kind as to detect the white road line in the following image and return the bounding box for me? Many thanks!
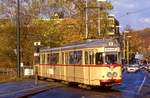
[137,76,146,94]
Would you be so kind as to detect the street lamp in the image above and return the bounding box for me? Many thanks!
[34,41,41,85]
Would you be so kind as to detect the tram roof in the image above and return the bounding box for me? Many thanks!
[40,39,120,52]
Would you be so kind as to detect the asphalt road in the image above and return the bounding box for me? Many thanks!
[30,70,150,98]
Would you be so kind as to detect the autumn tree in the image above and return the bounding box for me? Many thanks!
[0,0,44,67]
[0,0,114,67]
[0,20,16,67]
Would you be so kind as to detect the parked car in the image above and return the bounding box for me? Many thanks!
[122,64,127,72]
[145,64,150,72]
[126,64,140,73]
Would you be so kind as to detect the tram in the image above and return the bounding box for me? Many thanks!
[35,39,122,86]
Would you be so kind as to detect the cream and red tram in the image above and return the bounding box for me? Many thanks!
[36,39,122,86]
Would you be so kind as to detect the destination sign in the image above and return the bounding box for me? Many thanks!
[105,48,118,52]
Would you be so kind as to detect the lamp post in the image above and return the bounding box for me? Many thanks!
[34,42,41,85]
[123,31,126,61]
[16,0,21,78]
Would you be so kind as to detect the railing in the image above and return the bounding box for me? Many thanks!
[0,68,17,82]
[0,66,34,82]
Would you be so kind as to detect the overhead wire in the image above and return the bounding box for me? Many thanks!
[117,6,150,18]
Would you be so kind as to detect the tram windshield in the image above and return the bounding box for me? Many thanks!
[105,54,117,64]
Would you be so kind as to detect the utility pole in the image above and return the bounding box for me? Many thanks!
[126,39,129,64]
[123,31,131,64]
[85,0,88,39]
[126,36,131,64]
[97,1,101,36]
[16,0,21,77]
[123,31,126,61]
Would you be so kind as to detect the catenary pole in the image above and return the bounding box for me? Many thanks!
[16,0,21,77]
[85,0,88,39]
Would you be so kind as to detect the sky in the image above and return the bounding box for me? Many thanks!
[109,0,150,31]
[0,0,150,31]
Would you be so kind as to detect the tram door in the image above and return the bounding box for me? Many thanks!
[85,51,94,64]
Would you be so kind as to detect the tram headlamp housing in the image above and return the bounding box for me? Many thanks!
[107,72,118,77]
[107,72,112,77]
[113,72,118,77]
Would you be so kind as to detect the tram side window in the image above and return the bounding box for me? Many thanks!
[41,54,45,64]
[85,51,94,64]
[47,54,51,64]
[65,52,69,64]
[96,53,103,64]
[36,54,41,64]
[69,51,82,64]
[105,54,117,64]
[76,51,82,64]
[89,51,94,64]
[50,53,59,64]
[85,51,88,64]
[69,52,74,64]
[61,52,64,64]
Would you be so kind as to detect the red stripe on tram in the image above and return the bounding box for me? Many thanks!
[38,64,121,68]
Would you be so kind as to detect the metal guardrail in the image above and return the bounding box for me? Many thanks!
[0,66,33,82]
[0,68,17,82]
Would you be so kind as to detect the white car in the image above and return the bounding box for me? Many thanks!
[146,64,150,72]
[126,64,140,73]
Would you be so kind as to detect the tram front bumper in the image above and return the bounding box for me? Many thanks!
[100,79,122,85]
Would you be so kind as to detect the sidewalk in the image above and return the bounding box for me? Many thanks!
[0,80,56,98]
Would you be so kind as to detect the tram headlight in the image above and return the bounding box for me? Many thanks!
[113,72,118,77]
[107,72,112,77]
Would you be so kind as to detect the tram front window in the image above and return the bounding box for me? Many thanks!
[105,54,117,64]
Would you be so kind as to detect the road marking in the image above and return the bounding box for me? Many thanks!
[137,76,146,94]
